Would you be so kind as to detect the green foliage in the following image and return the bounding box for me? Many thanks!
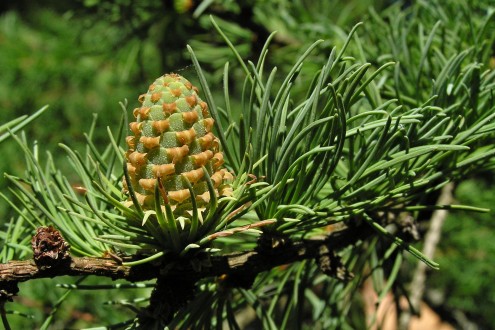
[0,10,136,139]
[1,0,495,329]
[0,106,48,145]
[3,278,152,329]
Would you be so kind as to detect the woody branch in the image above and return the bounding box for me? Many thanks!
[0,223,372,295]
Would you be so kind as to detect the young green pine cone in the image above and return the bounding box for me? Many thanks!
[123,73,233,216]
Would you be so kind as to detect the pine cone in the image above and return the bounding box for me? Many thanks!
[123,74,232,217]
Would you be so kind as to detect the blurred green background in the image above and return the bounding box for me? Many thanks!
[1,0,494,328]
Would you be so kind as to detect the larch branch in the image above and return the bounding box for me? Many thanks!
[0,223,371,291]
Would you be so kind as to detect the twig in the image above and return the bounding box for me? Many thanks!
[0,257,137,283]
[0,223,371,291]
[0,300,12,330]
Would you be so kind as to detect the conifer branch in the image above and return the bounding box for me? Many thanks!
[0,223,372,295]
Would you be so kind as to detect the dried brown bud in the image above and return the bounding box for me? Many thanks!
[31,226,70,270]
